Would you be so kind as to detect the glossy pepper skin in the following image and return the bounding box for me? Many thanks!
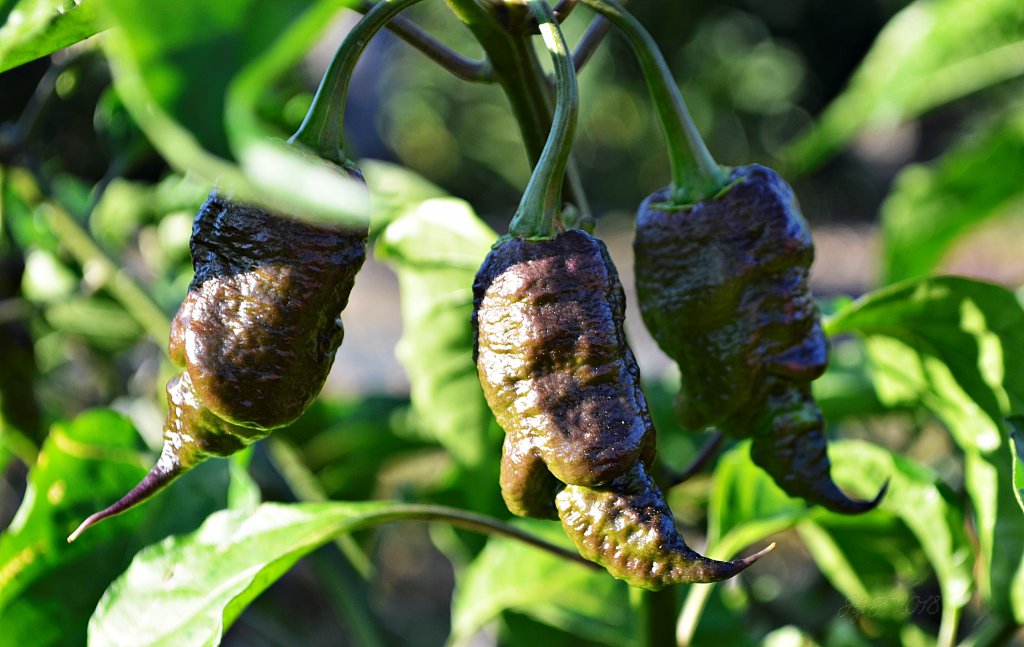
[473,229,768,587]
[70,188,367,539]
[634,164,883,514]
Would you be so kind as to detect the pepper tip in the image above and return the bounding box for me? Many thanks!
[735,542,776,569]
[66,454,185,542]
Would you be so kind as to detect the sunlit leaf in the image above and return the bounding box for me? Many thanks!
[375,197,499,468]
[681,444,814,647]
[1007,415,1024,514]
[881,108,1024,284]
[813,338,887,423]
[799,441,972,633]
[359,159,447,232]
[0,409,239,647]
[706,442,809,556]
[0,0,105,73]
[784,0,1024,173]
[762,626,820,647]
[828,276,1024,621]
[449,519,635,647]
[88,501,399,647]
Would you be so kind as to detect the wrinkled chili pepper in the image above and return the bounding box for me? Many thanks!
[474,228,771,587]
[68,189,367,540]
[65,0,422,541]
[634,164,885,514]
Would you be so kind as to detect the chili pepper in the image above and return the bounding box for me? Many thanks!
[68,189,367,540]
[474,228,771,586]
[634,164,884,513]
[66,0,426,541]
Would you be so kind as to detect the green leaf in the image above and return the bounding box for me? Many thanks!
[360,159,448,232]
[1007,415,1024,513]
[226,449,260,511]
[827,276,1024,621]
[798,441,972,637]
[881,108,1024,284]
[88,501,392,647]
[375,197,499,468]
[0,410,151,647]
[813,338,888,422]
[797,519,921,622]
[783,0,1024,173]
[679,444,814,647]
[0,409,238,647]
[43,296,143,346]
[96,0,368,227]
[283,396,423,501]
[0,0,105,73]
[449,519,635,647]
[706,442,810,558]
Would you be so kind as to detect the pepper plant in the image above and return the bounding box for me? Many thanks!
[1,0,1024,646]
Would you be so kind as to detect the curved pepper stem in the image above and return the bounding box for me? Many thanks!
[577,0,726,205]
[290,0,427,166]
[508,0,580,241]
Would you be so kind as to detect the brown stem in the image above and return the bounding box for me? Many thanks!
[664,431,724,488]
[359,0,494,82]
[573,16,611,71]
[445,0,588,210]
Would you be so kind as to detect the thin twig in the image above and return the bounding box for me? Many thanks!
[572,15,612,71]
[571,0,627,72]
[553,0,578,22]
[358,0,494,82]
[360,503,602,571]
[665,431,724,488]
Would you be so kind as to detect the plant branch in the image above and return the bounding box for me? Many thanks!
[664,432,724,489]
[577,0,726,203]
[358,0,495,82]
[553,0,577,22]
[445,0,588,212]
[639,586,679,647]
[509,0,579,239]
[572,15,612,71]
[357,503,601,570]
[292,0,427,165]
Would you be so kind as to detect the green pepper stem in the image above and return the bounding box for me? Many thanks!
[508,0,579,240]
[289,0,426,166]
[578,0,726,203]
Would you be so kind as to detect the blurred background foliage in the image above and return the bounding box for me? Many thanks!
[2,0,1024,645]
